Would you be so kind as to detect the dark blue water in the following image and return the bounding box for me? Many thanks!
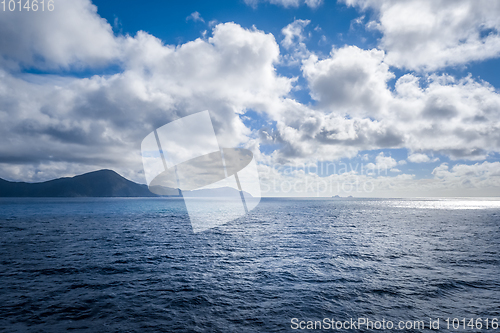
[0,198,499,332]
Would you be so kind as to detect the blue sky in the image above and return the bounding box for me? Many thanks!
[1,0,500,197]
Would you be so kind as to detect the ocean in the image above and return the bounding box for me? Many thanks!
[0,197,499,332]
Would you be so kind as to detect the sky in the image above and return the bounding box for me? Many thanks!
[1,0,500,197]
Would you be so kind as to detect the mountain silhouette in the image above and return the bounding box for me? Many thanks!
[0,169,159,197]
[0,169,253,198]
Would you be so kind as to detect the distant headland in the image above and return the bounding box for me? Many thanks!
[0,169,250,198]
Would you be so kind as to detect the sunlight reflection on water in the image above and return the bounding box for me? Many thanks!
[387,198,500,209]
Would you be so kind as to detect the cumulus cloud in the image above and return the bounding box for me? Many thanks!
[302,46,394,117]
[0,0,119,70]
[0,6,293,182]
[281,19,311,64]
[364,152,398,173]
[407,153,431,163]
[343,0,500,71]
[257,68,500,164]
[430,161,500,194]
[407,153,439,163]
[374,152,397,169]
[281,19,310,49]
[289,45,500,162]
[261,97,406,163]
[391,74,500,160]
[186,11,205,23]
[373,161,500,196]
[245,0,322,9]
[304,0,323,9]
[258,160,500,197]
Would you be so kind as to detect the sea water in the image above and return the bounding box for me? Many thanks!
[0,197,499,332]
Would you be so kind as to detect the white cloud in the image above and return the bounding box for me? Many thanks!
[343,0,500,71]
[302,46,394,118]
[304,0,323,9]
[391,74,500,160]
[281,19,310,49]
[265,99,406,163]
[408,153,430,163]
[293,45,500,162]
[350,15,365,30]
[0,0,119,70]
[373,161,500,196]
[364,152,398,173]
[186,11,205,23]
[257,159,500,197]
[407,153,439,164]
[281,19,311,64]
[0,22,293,183]
[430,161,500,193]
[375,152,397,169]
[245,0,322,9]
